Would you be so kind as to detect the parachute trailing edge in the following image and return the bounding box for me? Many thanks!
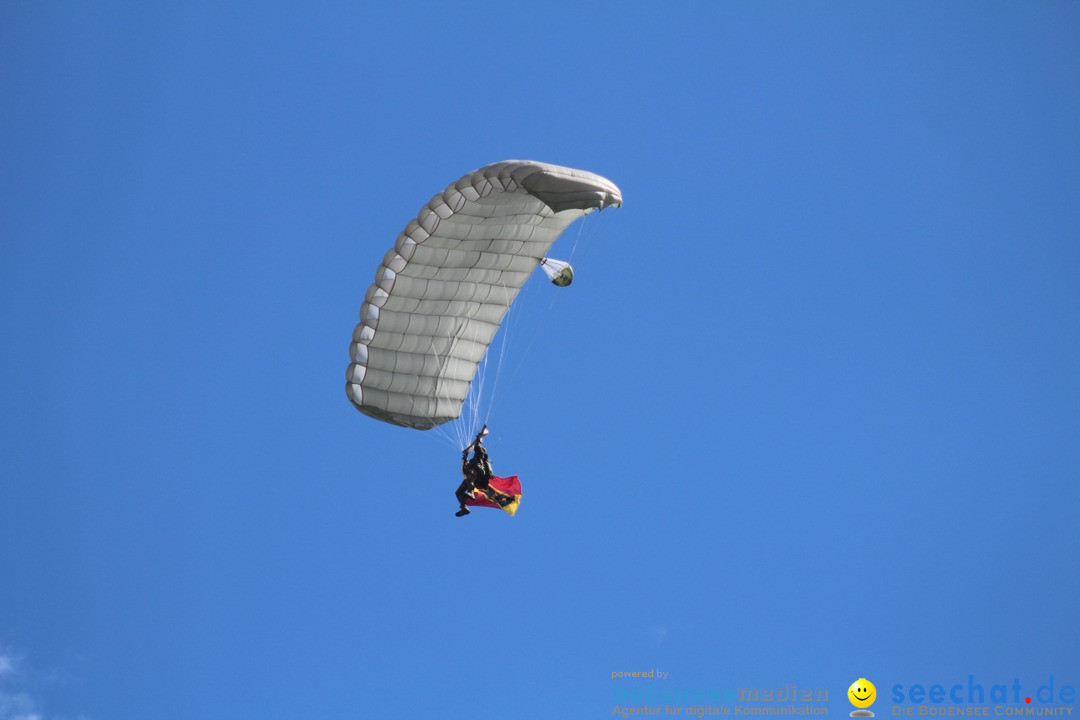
[346,160,622,430]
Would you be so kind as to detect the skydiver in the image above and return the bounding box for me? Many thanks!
[455,425,519,517]
[455,432,493,517]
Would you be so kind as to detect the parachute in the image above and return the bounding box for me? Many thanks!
[346,160,622,430]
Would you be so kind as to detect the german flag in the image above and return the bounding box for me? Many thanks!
[466,475,522,516]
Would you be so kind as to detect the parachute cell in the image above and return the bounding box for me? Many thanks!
[347,160,621,430]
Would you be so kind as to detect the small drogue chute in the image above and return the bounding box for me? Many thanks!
[540,258,574,287]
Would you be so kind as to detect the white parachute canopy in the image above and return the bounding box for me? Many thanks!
[346,160,622,431]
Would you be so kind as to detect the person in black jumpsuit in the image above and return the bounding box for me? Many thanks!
[455,442,493,517]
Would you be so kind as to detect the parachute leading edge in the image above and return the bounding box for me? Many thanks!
[346,161,622,430]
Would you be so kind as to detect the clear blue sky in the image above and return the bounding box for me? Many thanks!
[2,3,1078,719]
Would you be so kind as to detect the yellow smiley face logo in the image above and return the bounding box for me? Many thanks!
[848,679,876,708]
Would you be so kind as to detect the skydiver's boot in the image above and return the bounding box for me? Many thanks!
[455,506,471,517]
